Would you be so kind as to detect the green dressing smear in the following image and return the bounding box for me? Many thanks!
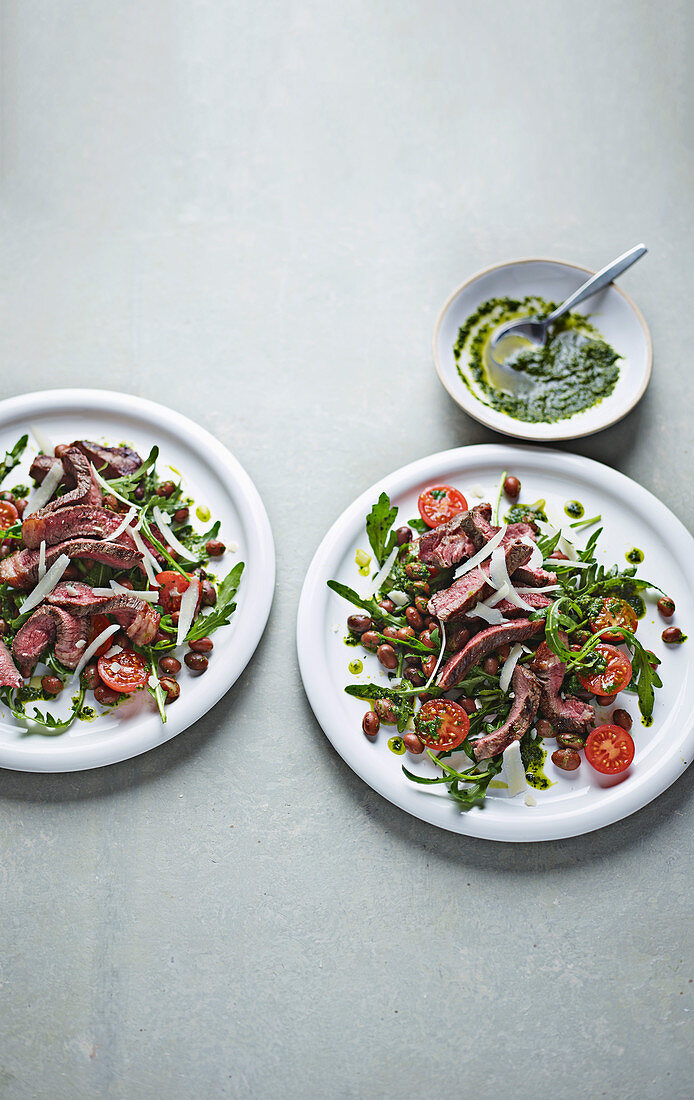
[454,296,621,424]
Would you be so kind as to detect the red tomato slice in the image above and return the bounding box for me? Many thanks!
[97,650,149,694]
[585,724,635,774]
[90,614,115,657]
[155,571,202,615]
[0,500,18,530]
[590,598,638,643]
[415,699,470,750]
[417,485,468,529]
[577,644,632,697]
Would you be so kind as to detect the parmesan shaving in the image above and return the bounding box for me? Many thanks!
[153,506,197,562]
[103,506,138,543]
[465,601,505,625]
[366,544,399,599]
[499,643,524,693]
[130,525,161,587]
[176,580,199,647]
[489,546,535,612]
[29,423,54,456]
[24,460,64,516]
[20,553,71,614]
[109,580,160,602]
[519,536,543,570]
[515,585,561,594]
[502,740,527,796]
[38,541,47,582]
[72,624,121,681]
[388,589,409,608]
[422,622,447,692]
[91,466,136,508]
[453,526,506,581]
[485,581,511,608]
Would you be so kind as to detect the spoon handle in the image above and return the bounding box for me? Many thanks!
[545,244,647,324]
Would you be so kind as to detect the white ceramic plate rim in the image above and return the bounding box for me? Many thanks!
[433,257,653,442]
[297,444,694,842]
[0,388,275,772]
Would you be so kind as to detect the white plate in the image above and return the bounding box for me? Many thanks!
[297,444,694,842]
[0,389,275,772]
[434,258,652,442]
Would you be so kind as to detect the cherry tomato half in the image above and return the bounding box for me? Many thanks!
[590,597,638,643]
[155,571,202,616]
[414,699,470,750]
[90,614,115,657]
[0,499,18,531]
[577,644,632,697]
[585,724,635,775]
[417,485,468,529]
[97,649,149,694]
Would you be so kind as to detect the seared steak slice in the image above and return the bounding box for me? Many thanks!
[30,455,72,488]
[47,586,160,646]
[530,642,595,733]
[513,564,557,587]
[492,591,551,618]
[472,666,541,761]
[0,640,23,688]
[40,448,102,514]
[55,440,142,479]
[418,509,483,568]
[0,540,143,589]
[12,606,91,675]
[427,540,533,622]
[22,505,127,549]
[458,503,498,550]
[437,618,544,690]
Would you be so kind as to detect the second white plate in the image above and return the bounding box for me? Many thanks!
[297,444,693,842]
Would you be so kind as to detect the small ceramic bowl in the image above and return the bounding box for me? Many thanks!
[433,257,652,442]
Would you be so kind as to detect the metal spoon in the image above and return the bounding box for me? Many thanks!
[489,244,647,365]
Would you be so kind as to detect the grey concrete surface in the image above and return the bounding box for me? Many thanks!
[1,2,693,1097]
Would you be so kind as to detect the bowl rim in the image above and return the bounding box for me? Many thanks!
[432,256,653,441]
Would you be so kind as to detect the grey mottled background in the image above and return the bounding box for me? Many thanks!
[1,2,693,1097]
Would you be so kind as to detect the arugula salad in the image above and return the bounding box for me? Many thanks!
[0,432,244,735]
[328,472,685,811]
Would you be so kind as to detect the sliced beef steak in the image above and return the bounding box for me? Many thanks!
[47,586,160,646]
[0,540,143,589]
[472,666,541,761]
[418,508,486,568]
[0,639,23,688]
[530,642,595,733]
[458,503,498,550]
[427,540,532,622]
[22,505,127,549]
[12,606,91,675]
[513,564,558,588]
[55,440,142,479]
[40,448,102,514]
[437,618,544,690]
[492,591,551,618]
[30,455,72,488]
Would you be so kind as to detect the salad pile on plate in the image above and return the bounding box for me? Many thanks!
[0,433,244,734]
[329,473,686,811]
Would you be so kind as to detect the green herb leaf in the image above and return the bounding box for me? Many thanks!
[185,562,244,641]
[365,493,398,567]
[0,435,28,488]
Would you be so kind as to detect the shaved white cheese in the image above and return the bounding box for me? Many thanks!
[129,525,161,587]
[65,584,78,596]
[516,585,561,594]
[453,526,506,581]
[91,466,135,507]
[469,485,486,499]
[30,423,54,456]
[20,553,71,614]
[103,506,138,543]
[485,581,511,608]
[519,535,543,570]
[38,541,47,582]
[103,644,123,658]
[422,622,447,692]
[176,579,199,647]
[109,580,160,602]
[388,589,409,608]
[366,544,399,599]
[502,739,527,796]
[489,546,535,612]
[499,643,524,693]
[524,791,537,807]
[91,588,115,596]
[153,506,197,562]
[72,623,121,681]
[24,460,64,516]
[543,559,590,570]
[147,674,160,689]
[75,639,86,648]
[465,600,505,625]
[229,541,238,552]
